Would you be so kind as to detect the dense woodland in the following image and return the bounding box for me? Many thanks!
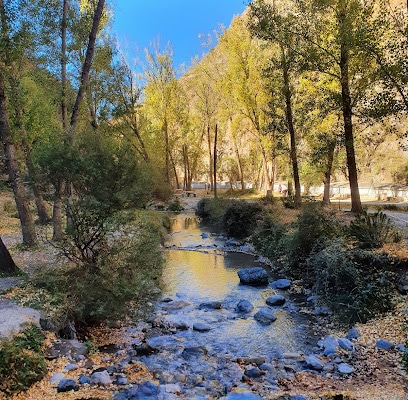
[0,0,407,250]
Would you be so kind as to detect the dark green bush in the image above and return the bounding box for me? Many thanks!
[252,212,288,260]
[195,198,233,229]
[308,240,398,323]
[346,210,398,248]
[285,203,341,278]
[0,324,47,395]
[222,200,263,239]
[167,197,184,212]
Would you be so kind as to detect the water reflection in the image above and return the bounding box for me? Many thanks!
[160,214,314,357]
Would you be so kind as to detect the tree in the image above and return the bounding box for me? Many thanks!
[0,236,20,276]
[0,0,37,246]
[248,3,303,204]
[144,42,179,185]
[248,0,384,212]
[218,16,276,193]
[70,0,106,135]
[110,52,150,162]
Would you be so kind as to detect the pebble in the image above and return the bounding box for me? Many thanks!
[337,363,354,374]
[270,279,291,290]
[90,370,112,386]
[254,307,277,325]
[338,338,355,352]
[305,355,324,371]
[375,339,394,351]
[265,294,286,306]
[193,322,211,332]
[57,379,79,393]
[49,372,65,384]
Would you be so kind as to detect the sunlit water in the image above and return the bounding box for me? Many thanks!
[157,214,315,358]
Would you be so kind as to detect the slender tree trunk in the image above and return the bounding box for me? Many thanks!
[281,46,301,206]
[323,141,336,205]
[169,150,178,188]
[233,136,245,191]
[339,10,362,213]
[33,186,49,224]
[213,124,218,198]
[207,124,214,191]
[164,119,170,184]
[70,0,105,134]
[0,236,20,275]
[52,180,64,241]
[61,0,68,130]
[261,148,271,193]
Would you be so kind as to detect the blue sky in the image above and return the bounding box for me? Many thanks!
[111,1,248,70]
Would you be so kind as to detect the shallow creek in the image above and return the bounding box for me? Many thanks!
[134,213,321,396]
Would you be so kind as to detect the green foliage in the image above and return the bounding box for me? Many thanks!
[309,241,398,324]
[46,211,164,325]
[196,198,262,238]
[167,197,184,212]
[346,211,398,248]
[252,211,288,260]
[285,203,341,278]
[196,198,234,230]
[0,324,47,395]
[222,200,263,239]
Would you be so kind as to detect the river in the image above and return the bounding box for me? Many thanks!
[135,213,320,397]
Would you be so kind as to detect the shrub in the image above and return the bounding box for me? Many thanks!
[346,211,398,248]
[28,211,165,332]
[251,212,288,260]
[0,324,47,395]
[67,212,165,324]
[196,198,233,229]
[285,203,341,278]
[222,200,263,239]
[308,240,398,324]
[167,197,184,212]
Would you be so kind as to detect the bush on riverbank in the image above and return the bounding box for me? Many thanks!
[0,324,47,396]
[196,198,262,238]
[308,240,399,323]
[196,198,234,230]
[255,204,403,323]
[9,211,165,335]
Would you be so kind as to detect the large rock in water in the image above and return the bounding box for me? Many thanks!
[254,307,277,325]
[237,267,268,286]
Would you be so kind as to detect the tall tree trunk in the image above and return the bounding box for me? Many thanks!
[281,46,301,206]
[0,74,37,247]
[66,0,105,230]
[261,148,272,194]
[207,124,214,191]
[0,1,37,246]
[164,119,170,184]
[0,236,20,276]
[61,0,68,130]
[33,185,49,225]
[213,124,218,198]
[339,9,362,213]
[70,0,105,134]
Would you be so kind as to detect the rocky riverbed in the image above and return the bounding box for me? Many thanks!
[2,195,408,399]
[16,224,406,400]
